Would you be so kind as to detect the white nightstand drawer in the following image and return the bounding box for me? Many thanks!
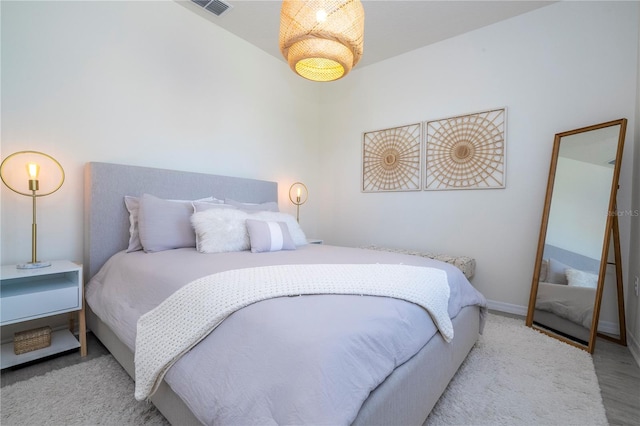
[1,283,80,324]
[0,263,82,326]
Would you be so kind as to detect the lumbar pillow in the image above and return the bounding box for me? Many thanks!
[246,219,296,253]
[566,268,599,288]
[191,208,250,253]
[248,211,307,246]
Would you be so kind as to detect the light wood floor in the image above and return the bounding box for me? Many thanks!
[592,337,640,425]
[2,326,639,425]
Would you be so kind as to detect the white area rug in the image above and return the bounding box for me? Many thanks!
[426,314,608,425]
[1,314,607,425]
[1,355,169,426]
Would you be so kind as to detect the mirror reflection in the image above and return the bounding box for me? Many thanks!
[527,119,627,352]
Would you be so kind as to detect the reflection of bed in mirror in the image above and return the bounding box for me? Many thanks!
[527,118,627,353]
[533,244,600,344]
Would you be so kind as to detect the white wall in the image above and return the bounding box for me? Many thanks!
[1,0,321,266]
[316,1,639,316]
[627,2,640,364]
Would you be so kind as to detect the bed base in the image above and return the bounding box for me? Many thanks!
[533,309,590,344]
[88,304,480,425]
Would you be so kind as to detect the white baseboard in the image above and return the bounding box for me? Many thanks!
[486,299,527,316]
[627,332,640,368]
[487,299,620,336]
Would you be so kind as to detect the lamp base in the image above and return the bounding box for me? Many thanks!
[16,261,52,269]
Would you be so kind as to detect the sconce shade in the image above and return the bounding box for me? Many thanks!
[289,182,308,222]
[279,0,365,82]
[289,182,308,206]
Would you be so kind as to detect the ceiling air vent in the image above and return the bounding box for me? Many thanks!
[191,0,233,17]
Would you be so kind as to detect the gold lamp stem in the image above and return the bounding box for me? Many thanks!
[31,190,38,263]
[24,177,49,268]
[29,178,39,264]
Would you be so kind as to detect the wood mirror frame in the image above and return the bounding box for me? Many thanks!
[526,118,627,353]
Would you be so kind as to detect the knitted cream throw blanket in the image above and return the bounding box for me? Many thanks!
[134,264,451,400]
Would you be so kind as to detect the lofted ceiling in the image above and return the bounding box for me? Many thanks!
[178,0,555,69]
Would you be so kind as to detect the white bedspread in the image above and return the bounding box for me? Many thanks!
[134,263,451,400]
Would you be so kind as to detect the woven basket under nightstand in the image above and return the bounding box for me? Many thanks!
[14,326,52,355]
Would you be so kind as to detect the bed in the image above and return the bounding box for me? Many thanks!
[83,162,487,426]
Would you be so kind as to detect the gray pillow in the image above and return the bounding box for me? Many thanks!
[137,194,197,253]
[547,258,570,285]
[246,219,296,253]
[193,200,237,213]
[125,195,215,252]
[225,198,279,212]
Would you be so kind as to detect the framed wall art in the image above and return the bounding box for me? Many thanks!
[424,108,506,190]
[362,123,422,192]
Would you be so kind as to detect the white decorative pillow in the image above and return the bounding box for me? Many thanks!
[124,195,214,252]
[225,198,279,212]
[249,211,307,246]
[191,208,250,253]
[566,268,599,288]
[246,219,296,253]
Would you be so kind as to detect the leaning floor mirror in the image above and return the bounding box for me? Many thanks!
[526,118,628,353]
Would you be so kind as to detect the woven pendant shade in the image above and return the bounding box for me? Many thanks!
[279,0,365,82]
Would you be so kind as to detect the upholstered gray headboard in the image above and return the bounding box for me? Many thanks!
[83,162,278,281]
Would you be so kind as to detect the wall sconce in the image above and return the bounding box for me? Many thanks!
[288,182,308,223]
[1,151,65,269]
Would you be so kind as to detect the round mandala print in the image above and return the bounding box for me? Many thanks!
[362,123,422,192]
[425,109,505,190]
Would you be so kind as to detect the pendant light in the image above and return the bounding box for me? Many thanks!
[279,0,365,82]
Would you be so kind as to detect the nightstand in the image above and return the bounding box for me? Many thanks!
[0,260,86,368]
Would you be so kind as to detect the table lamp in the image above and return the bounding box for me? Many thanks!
[1,151,65,269]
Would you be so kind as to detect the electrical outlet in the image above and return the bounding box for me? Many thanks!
[635,276,640,297]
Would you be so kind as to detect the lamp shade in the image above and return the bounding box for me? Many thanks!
[0,151,64,197]
[279,0,365,82]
